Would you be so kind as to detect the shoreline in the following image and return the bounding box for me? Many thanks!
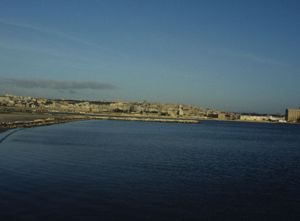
[0,127,8,133]
[1,111,298,134]
[0,112,200,133]
[202,118,289,124]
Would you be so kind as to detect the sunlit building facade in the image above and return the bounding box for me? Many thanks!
[285,108,300,122]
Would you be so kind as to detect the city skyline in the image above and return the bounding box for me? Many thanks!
[0,0,299,113]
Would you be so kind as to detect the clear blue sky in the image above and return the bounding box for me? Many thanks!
[0,0,299,113]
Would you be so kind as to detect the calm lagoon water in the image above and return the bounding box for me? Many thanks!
[0,120,300,220]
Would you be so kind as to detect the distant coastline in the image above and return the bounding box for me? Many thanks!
[0,112,200,133]
[0,94,299,133]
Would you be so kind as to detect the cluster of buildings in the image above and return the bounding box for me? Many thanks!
[1,94,298,123]
[0,94,214,118]
[212,112,286,123]
[232,108,300,123]
[239,114,286,123]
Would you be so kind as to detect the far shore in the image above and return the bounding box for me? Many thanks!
[1,111,298,134]
[0,111,200,133]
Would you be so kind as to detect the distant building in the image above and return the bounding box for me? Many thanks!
[240,115,269,122]
[269,115,286,123]
[177,105,184,116]
[217,113,226,120]
[285,108,300,122]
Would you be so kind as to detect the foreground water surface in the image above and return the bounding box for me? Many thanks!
[0,120,300,220]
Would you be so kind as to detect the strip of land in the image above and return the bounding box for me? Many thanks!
[0,112,200,133]
[0,112,85,132]
[1,94,297,133]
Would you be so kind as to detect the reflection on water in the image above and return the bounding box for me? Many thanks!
[0,120,300,220]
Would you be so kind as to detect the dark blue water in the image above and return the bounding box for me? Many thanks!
[0,120,300,221]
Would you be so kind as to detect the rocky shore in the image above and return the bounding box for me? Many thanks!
[0,127,8,133]
[0,115,88,129]
[0,112,199,133]
[89,115,199,123]
[0,113,89,132]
